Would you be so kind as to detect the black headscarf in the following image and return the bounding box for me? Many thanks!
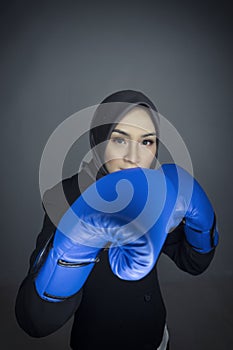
[82,90,160,180]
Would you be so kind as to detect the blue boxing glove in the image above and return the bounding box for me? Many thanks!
[108,167,178,281]
[35,171,131,302]
[108,164,219,282]
[35,167,176,299]
[35,197,107,302]
[161,163,219,253]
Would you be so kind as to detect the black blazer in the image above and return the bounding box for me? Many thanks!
[15,168,215,349]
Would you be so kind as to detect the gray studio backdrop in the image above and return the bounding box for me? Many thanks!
[1,1,232,349]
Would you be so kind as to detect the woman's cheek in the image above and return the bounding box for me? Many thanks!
[140,148,156,168]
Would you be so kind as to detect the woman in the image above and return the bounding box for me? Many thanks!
[15,90,218,349]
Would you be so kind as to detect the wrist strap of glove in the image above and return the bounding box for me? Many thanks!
[184,213,219,253]
[35,250,100,302]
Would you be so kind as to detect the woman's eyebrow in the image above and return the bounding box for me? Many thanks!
[141,132,156,137]
[112,129,129,136]
[112,129,156,138]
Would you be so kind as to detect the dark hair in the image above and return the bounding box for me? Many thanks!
[89,90,160,177]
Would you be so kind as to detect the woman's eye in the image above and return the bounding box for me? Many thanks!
[142,139,154,146]
[112,137,126,144]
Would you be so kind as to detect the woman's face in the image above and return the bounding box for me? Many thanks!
[104,106,157,173]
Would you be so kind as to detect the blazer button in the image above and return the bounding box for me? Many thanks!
[144,294,151,302]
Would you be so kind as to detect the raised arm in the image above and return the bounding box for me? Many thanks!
[15,211,83,337]
[162,163,219,275]
[15,174,85,337]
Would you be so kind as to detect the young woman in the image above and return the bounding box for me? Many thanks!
[15,90,218,349]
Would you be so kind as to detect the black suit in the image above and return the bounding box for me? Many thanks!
[15,168,215,349]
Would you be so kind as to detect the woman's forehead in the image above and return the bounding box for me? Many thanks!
[115,106,156,134]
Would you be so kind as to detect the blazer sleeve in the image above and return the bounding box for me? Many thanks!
[162,223,216,275]
[15,176,83,338]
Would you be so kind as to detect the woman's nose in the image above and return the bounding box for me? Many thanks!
[124,141,139,164]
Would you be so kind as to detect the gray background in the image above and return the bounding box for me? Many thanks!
[1,0,232,348]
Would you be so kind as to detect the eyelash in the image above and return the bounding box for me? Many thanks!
[111,138,155,146]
